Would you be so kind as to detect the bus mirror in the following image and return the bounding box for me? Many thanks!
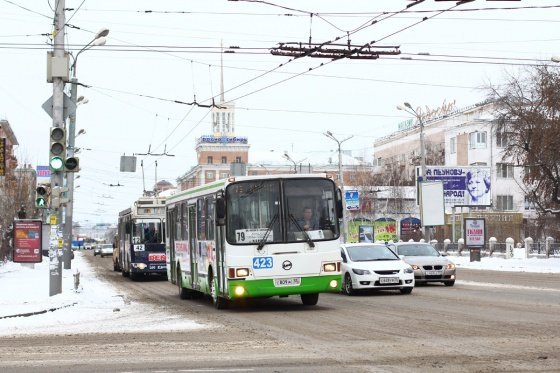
[216,198,226,226]
[336,189,343,219]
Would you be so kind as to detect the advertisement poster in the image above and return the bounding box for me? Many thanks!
[373,218,397,242]
[421,166,492,208]
[358,225,374,243]
[13,220,43,263]
[464,218,486,248]
[345,190,360,211]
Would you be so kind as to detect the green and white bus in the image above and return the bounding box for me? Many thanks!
[165,174,343,309]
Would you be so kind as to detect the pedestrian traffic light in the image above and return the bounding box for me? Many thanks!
[49,127,66,172]
[64,156,80,172]
[51,186,69,209]
[35,184,49,208]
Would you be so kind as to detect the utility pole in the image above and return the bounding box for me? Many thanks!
[324,131,353,243]
[397,102,430,242]
[49,0,66,295]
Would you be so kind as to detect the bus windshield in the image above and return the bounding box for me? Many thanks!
[132,218,163,244]
[226,178,339,244]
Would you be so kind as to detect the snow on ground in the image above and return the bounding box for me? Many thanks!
[0,251,558,336]
[0,251,209,336]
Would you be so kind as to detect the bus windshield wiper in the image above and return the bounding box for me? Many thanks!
[288,214,315,248]
[257,213,278,251]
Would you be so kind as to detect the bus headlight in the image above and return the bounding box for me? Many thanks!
[234,286,246,296]
[323,262,337,272]
[329,280,338,288]
[236,268,250,277]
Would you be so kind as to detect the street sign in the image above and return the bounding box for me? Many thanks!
[41,93,75,120]
[58,238,63,248]
[50,215,57,225]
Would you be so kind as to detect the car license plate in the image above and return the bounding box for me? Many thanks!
[379,277,399,284]
[425,270,442,276]
[274,278,301,287]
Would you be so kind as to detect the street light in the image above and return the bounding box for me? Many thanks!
[283,152,298,173]
[323,131,353,243]
[258,164,270,175]
[323,131,353,186]
[397,102,429,242]
[62,28,109,269]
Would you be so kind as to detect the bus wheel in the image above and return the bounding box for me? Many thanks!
[301,293,319,306]
[177,268,192,299]
[210,275,229,309]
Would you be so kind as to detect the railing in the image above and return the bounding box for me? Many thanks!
[432,240,560,257]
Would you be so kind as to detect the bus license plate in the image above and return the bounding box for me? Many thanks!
[379,277,399,284]
[274,278,301,287]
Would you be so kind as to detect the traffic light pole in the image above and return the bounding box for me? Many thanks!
[62,77,78,269]
[49,0,66,296]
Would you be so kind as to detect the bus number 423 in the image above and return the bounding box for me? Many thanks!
[253,257,273,269]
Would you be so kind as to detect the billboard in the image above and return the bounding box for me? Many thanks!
[422,166,492,208]
[13,220,43,263]
[373,218,397,242]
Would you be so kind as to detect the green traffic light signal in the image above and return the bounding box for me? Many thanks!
[50,156,64,171]
[36,197,47,208]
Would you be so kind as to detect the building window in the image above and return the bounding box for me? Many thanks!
[450,137,456,154]
[496,195,513,211]
[235,156,242,163]
[524,195,536,210]
[207,156,213,164]
[376,157,383,167]
[206,171,215,179]
[496,163,514,178]
[496,130,509,148]
[469,131,487,149]
[221,156,227,164]
[220,172,228,179]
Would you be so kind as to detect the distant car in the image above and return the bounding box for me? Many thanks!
[389,242,456,286]
[98,244,114,258]
[340,243,415,295]
[93,245,101,256]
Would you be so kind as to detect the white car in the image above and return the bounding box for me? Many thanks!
[341,243,415,295]
[98,244,114,258]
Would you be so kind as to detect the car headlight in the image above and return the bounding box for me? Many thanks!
[352,268,371,275]
[410,264,420,270]
[447,263,456,270]
[403,267,414,274]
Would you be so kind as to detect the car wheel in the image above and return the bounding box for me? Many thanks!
[400,287,413,294]
[444,280,455,287]
[300,293,319,306]
[343,273,355,296]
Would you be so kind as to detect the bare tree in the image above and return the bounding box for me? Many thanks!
[487,66,560,219]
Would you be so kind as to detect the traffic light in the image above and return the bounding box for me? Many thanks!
[64,156,80,172]
[51,186,69,209]
[35,184,49,208]
[49,127,66,172]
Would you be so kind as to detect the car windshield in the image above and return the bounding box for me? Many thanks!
[346,245,399,262]
[397,244,440,257]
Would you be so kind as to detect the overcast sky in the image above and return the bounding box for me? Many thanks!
[1,0,559,225]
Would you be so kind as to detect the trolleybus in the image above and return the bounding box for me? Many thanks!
[165,174,343,309]
[117,195,167,280]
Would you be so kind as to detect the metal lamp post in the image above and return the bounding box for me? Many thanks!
[62,28,109,269]
[397,102,429,242]
[323,131,353,243]
[283,152,298,174]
